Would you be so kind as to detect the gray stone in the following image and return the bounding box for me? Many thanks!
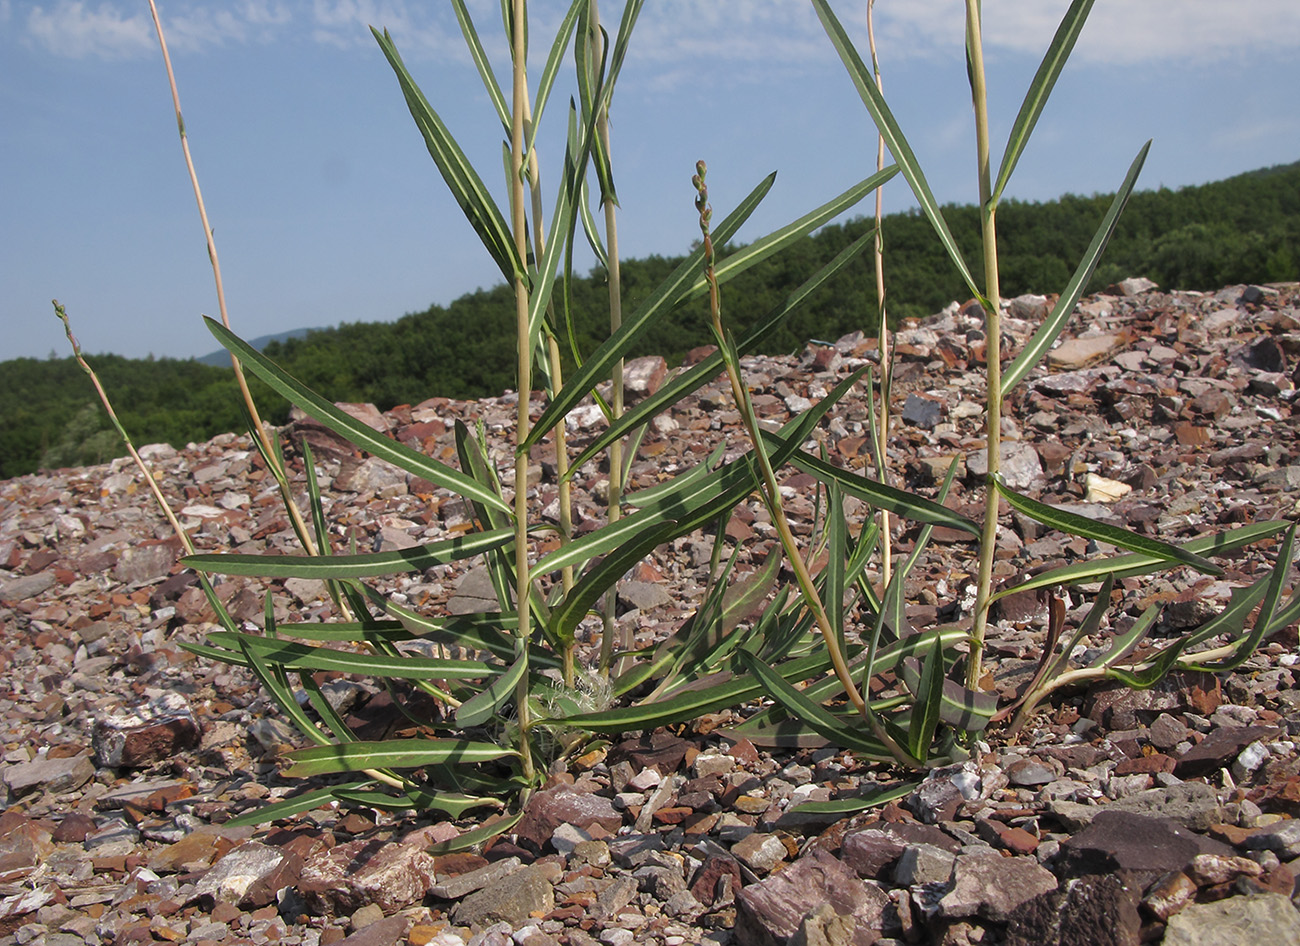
[731,833,787,875]
[429,857,521,900]
[336,916,412,946]
[2,753,95,798]
[1161,893,1300,946]
[450,864,555,928]
[93,693,201,768]
[1240,819,1300,859]
[616,579,672,613]
[113,540,179,584]
[937,852,1057,922]
[790,903,857,946]
[515,783,623,853]
[966,440,1044,490]
[0,571,57,602]
[735,849,889,946]
[1004,872,1142,946]
[1104,781,1223,832]
[901,394,943,430]
[446,564,503,615]
[893,843,955,886]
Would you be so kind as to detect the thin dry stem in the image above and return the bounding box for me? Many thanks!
[867,0,893,589]
[146,0,323,565]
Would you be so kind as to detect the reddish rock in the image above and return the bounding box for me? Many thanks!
[93,693,201,768]
[299,838,437,914]
[514,784,623,853]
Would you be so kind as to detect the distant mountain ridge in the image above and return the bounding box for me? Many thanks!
[1,158,1297,479]
[196,328,323,366]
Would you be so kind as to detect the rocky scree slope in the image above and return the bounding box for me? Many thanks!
[1,280,1300,945]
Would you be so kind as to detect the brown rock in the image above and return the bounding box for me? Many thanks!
[735,849,889,946]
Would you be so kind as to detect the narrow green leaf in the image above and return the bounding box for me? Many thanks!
[1088,604,1160,670]
[426,810,525,855]
[548,521,677,647]
[372,28,522,282]
[784,781,914,817]
[811,0,981,301]
[990,520,1287,601]
[455,642,529,728]
[991,0,1095,206]
[900,646,997,733]
[284,739,518,777]
[778,440,979,537]
[995,475,1221,575]
[906,638,944,757]
[1187,524,1296,671]
[737,651,900,759]
[204,319,511,515]
[226,783,373,827]
[450,0,510,131]
[528,0,585,157]
[560,649,838,732]
[1000,141,1150,395]
[333,786,503,818]
[205,632,500,681]
[184,527,515,579]
[680,168,896,306]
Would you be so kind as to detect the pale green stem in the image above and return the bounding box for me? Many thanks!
[589,0,627,678]
[508,0,535,783]
[521,89,576,685]
[966,0,1003,691]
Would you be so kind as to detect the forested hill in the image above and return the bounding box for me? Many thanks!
[3,160,1297,479]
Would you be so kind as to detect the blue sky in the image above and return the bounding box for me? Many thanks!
[3,0,1298,363]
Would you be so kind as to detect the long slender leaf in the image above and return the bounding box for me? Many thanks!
[1087,604,1159,670]
[995,475,1221,575]
[906,634,945,758]
[737,650,899,760]
[333,786,502,818]
[1000,141,1150,395]
[204,632,499,681]
[427,810,525,855]
[681,168,896,306]
[990,520,1287,601]
[372,28,522,282]
[522,172,777,450]
[284,739,518,777]
[991,0,1095,206]
[784,781,914,817]
[184,527,514,579]
[226,783,374,827]
[455,641,528,728]
[778,439,979,536]
[548,521,678,647]
[811,0,981,301]
[450,0,510,131]
[203,319,511,515]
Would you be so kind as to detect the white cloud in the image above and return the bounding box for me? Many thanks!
[27,2,155,59]
[24,0,295,59]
